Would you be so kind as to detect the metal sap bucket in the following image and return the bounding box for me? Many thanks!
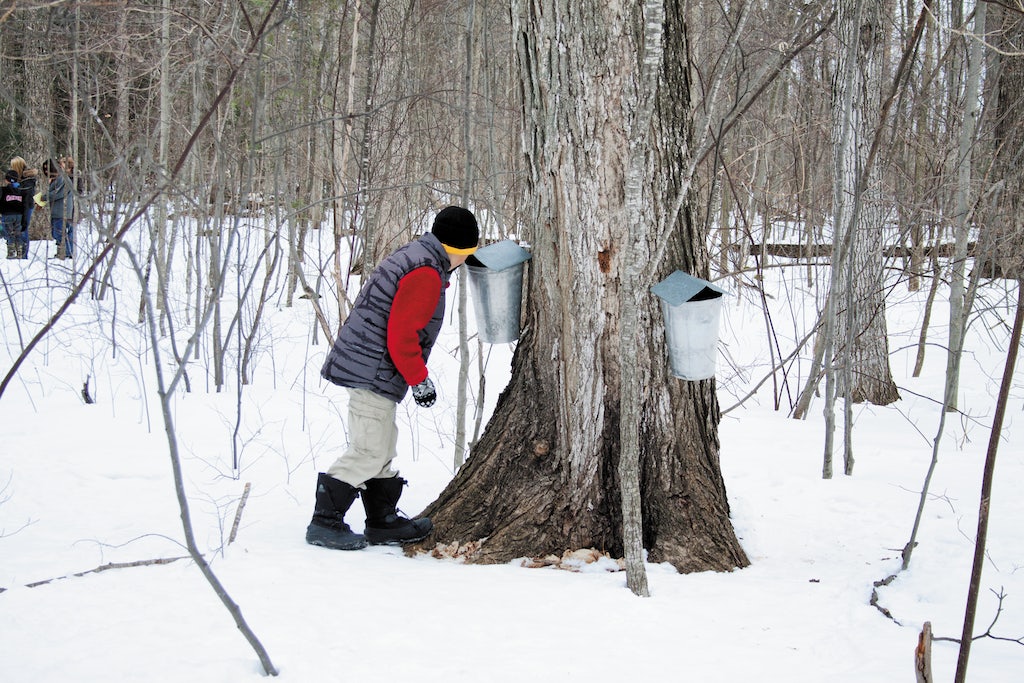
[651,271,725,380]
[466,240,532,343]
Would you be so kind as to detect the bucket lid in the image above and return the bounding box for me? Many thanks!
[467,240,532,271]
[651,270,725,306]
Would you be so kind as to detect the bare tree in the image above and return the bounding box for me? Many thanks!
[955,22,1024,677]
[827,0,900,417]
[0,1,288,674]
[412,0,749,574]
[945,1,988,413]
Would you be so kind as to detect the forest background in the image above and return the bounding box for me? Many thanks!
[1,0,1023,681]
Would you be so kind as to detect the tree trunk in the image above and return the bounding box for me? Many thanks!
[976,7,1024,280]
[955,280,1024,681]
[154,0,172,318]
[355,0,382,274]
[454,0,477,471]
[915,621,933,683]
[413,0,748,574]
[828,0,900,409]
[331,0,361,323]
[945,1,986,412]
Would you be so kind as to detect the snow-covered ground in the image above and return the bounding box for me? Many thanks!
[1,223,1021,681]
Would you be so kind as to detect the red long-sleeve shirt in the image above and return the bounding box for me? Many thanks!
[386,266,444,386]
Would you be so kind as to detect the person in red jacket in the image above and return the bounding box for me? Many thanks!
[307,206,480,550]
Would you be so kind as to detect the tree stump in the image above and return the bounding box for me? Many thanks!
[915,621,933,683]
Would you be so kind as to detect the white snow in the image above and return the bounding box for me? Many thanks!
[1,224,1021,682]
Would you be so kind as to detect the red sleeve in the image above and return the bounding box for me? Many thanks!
[388,266,443,386]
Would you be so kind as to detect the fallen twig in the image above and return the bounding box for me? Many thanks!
[0,556,190,593]
[872,583,1024,648]
[870,573,901,623]
[228,482,251,545]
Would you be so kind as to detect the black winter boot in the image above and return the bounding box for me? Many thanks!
[361,476,433,545]
[306,473,367,550]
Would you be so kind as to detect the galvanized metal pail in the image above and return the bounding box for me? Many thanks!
[466,240,532,344]
[652,271,725,380]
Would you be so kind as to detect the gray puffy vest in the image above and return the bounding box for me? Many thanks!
[321,233,451,401]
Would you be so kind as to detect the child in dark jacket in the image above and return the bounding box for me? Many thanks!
[10,157,37,235]
[306,206,479,551]
[1,169,28,259]
[41,158,75,259]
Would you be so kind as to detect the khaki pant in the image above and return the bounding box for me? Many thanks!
[327,388,400,487]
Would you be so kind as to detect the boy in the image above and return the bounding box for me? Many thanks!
[307,206,479,550]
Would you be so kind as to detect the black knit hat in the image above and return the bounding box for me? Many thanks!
[431,206,479,255]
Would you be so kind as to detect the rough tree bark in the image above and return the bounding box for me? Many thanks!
[976,6,1024,281]
[828,0,900,409]
[412,0,748,574]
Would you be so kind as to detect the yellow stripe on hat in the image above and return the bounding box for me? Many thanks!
[443,244,478,255]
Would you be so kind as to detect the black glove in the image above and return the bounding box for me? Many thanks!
[411,377,436,407]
